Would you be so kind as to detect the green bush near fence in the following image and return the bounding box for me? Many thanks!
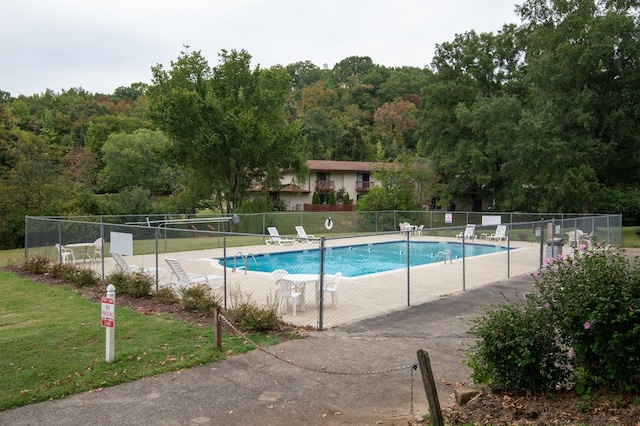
[467,246,640,394]
[108,271,153,297]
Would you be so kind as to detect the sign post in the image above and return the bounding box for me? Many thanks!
[102,284,115,363]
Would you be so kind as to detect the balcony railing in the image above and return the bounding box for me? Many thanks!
[356,181,374,192]
[315,180,335,192]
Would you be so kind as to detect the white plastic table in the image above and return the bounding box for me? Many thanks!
[65,242,96,262]
[286,274,320,306]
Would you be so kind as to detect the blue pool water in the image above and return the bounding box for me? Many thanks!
[217,241,509,277]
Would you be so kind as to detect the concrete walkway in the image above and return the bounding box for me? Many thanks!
[0,272,537,425]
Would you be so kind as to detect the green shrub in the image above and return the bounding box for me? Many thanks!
[152,286,180,305]
[529,247,640,391]
[23,255,50,274]
[228,302,279,332]
[180,284,220,314]
[43,261,100,287]
[226,288,279,332]
[107,271,153,297]
[122,273,153,297]
[62,266,100,288]
[106,271,129,288]
[468,246,640,394]
[328,190,337,205]
[312,191,320,205]
[47,261,75,279]
[466,302,570,393]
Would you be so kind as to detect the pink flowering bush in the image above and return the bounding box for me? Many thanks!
[468,247,640,393]
[530,248,640,392]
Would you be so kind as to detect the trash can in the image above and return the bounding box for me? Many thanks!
[546,237,563,259]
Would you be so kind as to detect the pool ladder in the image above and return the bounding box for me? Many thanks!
[232,252,259,273]
[432,249,452,264]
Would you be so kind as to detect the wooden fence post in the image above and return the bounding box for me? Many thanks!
[213,307,222,350]
[416,349,444,426]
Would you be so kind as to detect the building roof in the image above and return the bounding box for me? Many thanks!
[307,160,392,172]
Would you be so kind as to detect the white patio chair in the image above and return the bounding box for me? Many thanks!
[566,229,585,248]
[399,222,411,234]
[322,272,341,307]
[276,278,303,316]
[55,243,75,263]
[90,238,103,263]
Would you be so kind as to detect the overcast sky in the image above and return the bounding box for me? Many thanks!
[2,0,521,97]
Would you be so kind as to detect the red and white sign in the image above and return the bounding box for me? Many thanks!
[101,297,115,328]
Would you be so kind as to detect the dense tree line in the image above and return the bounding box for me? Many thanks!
[1,0,639,249]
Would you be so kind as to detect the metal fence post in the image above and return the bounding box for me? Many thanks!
[462,233,466,291]
[57,220,63,263]
[24,216,29,259]
[154,228,160,291]
[318,236,325,331]
[223,234,228,310]
[406,229,411,306]
[507,224,511,278]
[539,218,545,268]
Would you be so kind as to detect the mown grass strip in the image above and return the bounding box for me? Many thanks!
[0,270,274,410]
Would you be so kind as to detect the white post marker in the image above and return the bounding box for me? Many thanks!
[102,284,116,363]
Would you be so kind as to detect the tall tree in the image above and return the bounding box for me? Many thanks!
[514,0,640,207]
[147,49,307,212]
[417,26,523,210]
[99,129,175,194]
[357,154,447,211]
[0,104,78,247]
[372,100,418,159]
[285,60,325,90]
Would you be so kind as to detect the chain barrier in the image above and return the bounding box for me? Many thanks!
[219,313,419,418]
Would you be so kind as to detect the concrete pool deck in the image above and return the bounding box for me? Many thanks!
[96,234,544,329]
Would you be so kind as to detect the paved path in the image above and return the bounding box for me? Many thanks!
[0,272,537,425]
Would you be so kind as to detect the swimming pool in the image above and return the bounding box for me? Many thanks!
[217,241,509,277]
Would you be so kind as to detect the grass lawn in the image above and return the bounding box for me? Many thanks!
[0,269,277,410]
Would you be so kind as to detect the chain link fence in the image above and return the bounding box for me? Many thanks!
[24,212,622,330]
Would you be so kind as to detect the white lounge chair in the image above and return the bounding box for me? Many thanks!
[265,227,295,245]
[112,252,163,277]
[295,226,316,243]
[488,225,508,241]
[456,225,477,240]
[164,258,222,289]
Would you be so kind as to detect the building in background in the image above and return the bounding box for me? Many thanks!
[276,160,391,211]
